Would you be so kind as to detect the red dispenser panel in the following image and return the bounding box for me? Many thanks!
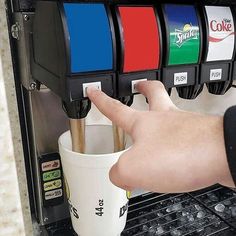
[118,7,161,73]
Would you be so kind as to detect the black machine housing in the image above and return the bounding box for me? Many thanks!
[112,4,162,99]
[160,3,204,99]
[32,1,117,118]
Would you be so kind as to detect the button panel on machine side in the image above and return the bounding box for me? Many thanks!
[39,153,64,207]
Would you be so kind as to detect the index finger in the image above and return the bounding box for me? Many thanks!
[87,87,137,134]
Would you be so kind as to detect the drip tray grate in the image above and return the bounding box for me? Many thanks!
[42,185,236,235]
[122,185,236,236]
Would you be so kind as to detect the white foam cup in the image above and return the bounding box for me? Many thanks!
[58,125,130,236]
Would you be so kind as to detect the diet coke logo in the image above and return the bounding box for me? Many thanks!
[209,18,235,43]
[210,18,232,32]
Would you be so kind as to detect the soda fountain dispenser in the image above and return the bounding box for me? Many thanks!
[6,0,236,235]
[161,4,203,99]
[200,5,236,95]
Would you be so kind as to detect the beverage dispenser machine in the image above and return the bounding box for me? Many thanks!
[5,0,236,235]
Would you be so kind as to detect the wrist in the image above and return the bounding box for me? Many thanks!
[221,107,236,187]
[209,115,234,187]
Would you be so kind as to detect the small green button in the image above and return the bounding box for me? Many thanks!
[43,170,61,182]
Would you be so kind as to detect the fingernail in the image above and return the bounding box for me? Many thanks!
[86,86,99,94]
[135,82,141,90]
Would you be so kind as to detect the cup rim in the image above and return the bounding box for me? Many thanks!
[58,125,130,158]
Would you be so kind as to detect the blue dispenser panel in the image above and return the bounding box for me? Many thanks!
[63,3,113,73]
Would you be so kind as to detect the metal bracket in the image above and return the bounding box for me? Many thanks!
[12,12,37,91]
[11,22,20,40]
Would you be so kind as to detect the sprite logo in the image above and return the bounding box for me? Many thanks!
[165,5,200,65]
[175,23,198,48]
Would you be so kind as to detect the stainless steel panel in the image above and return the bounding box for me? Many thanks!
[28,89,70,225]
[31,89,69,155]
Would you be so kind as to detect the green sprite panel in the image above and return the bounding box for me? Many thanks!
[164,4,201,66]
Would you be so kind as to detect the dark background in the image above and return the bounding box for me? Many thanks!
[11,0,236,12]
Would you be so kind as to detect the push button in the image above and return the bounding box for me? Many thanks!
[83,82,102,97]
[45,189,63,200]
[209,69,222,81]
[43,170,61,182]
[39,153,64,207]
[174,72,188,86]
[41,160,60,172]
[131,79,147,93]
[44,179,62,191]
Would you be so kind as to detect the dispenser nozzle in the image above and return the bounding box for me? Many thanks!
[62,99,91,119]
[63,100,90,153]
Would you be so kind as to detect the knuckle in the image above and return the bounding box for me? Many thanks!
[129,112,144,134]
[126,111,139,133]
[153,80,165,90]
[112,99,123,106]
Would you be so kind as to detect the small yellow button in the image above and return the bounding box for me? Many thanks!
[44,179,62,191]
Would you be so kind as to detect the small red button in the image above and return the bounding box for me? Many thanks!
[118,7,161,73]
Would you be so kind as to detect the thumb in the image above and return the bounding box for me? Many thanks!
[109,148,137,191]
[136,81,176,111]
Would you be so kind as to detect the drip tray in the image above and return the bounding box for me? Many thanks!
[41,185,236,235]
[122,185,236,236]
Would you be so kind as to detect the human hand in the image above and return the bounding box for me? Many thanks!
[87,81,234,193]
